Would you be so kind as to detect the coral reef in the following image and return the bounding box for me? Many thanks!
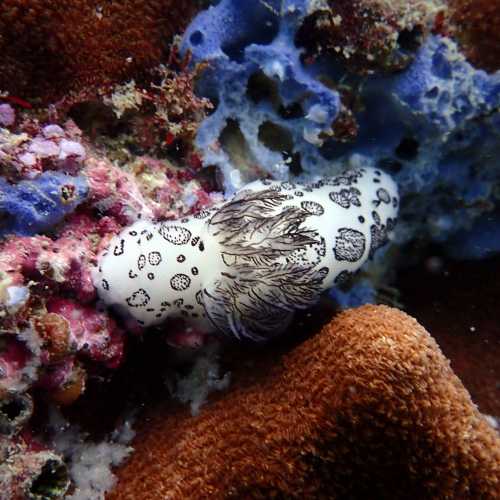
[296,0,443,74]
[449,0,500,72]
[0,433,70,499]
[94,167,398,340]
[109,305,500,499]
[182,0,500,266]
[0,0,199,103]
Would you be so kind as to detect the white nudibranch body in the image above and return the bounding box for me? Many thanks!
[94,167,399,341]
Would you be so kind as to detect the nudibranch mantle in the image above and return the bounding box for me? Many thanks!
[94,167,398,341]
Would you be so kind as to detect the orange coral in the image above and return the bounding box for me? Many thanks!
[0,0,199,103]
[449,0,500,72]
[108,305,500,499]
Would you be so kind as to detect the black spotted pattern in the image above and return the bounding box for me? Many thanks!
[102,279,109,290]
[137,254,146,270]
[329,187,361,209]
[300,200,324,216]
[148,251,162,266]
[170,274,191,291]
[159,225,192,245]
[113,239,125,256]
[126,288,150,308]
[334,228,366,262]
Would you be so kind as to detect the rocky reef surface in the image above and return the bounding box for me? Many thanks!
[0,0,499,498]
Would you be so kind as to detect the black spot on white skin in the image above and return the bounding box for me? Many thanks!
[294,191,304,197]
[129,230,138,236]
[161,301,171,307]
[148,251,162,266]
[281,181,296,190]
[196,290,203,305]
[359,216,365,223]
[138,320,145,325]
[159,225,192,245]
[181,218,189,223]
[372,211,381,225]
[146,233,153,241]
[177,254,186,263]
[146,308,155,312]
[148,273,155,280]
[194,210,211,219]
[269,184,282,192]
[375,170,381,176]
[185,305,194,310]
[174,298,184,307]
[325,170,363,187]
[136,239,141,245]
[171,274,191,291]
[156,313,162,318]
[316,237,326,257]
[329,187,362,209]
[138,254,146,270]
[301,200,325,216]
[113,239,125,256]
[129,270,138,279]
[126,288,150,307]
[191,236,200,246]
[334,228,366,262]
[376,188,391,204]
[102,279,109,290]
[392,197,399,208]
[192,267,199,275]
[199,241,205,252]
[192,313,199,318]
[98,266,102,273]
[373,178,381,183]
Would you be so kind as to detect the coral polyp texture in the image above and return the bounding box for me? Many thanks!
[94,167,398,340]
[449,0,500,72]
[0,0,199,103]
[109,306,500,499]
[296,0,443,74]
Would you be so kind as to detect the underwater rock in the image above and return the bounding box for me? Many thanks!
[94,167,398,341]
[109,305,500,499]
[0,0,200,103]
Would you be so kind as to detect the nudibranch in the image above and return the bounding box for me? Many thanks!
[93,167,398,341]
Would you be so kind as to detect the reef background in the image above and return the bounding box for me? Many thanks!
[0,0,499,498]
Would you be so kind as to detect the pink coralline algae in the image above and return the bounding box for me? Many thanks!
[0,119,86,180]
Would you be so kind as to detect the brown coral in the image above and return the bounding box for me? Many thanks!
[108,305,500,499]
[0,0,199,103]
[296,0,443,74]
[448,0,500,72]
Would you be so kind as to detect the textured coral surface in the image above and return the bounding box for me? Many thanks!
[109,305,500,499]
[450,0,500,72]
[0,0,198,103]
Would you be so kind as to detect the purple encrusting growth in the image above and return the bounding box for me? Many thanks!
[0,172,89,237]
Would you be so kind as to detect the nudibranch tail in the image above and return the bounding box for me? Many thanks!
[94,166,398,341]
